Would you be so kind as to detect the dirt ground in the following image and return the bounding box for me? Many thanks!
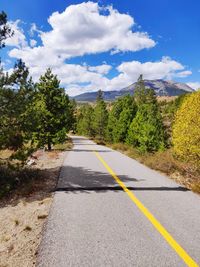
[0,149,67,267]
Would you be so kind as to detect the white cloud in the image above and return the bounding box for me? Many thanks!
[42,2,155,57]
[9,2,155,64]
[9,46,64,68]
[113,57,191,86]
[187,82,200,90]
[175,70,192,78]
[88,64,112,74]
[30,39,37,47]
[5,20,27,48]
[29,23,43,37]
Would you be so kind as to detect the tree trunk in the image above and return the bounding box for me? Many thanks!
[47,137,51,151]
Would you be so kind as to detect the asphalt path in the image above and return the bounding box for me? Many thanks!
[37,136,200,267]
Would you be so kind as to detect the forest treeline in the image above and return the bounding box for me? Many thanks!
[76,77,200,167]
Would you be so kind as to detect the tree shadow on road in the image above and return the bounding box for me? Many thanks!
[55,165,189,194]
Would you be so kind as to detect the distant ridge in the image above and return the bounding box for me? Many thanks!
[73,79,194,102]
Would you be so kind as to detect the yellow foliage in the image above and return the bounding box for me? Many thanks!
[172,91,200,165]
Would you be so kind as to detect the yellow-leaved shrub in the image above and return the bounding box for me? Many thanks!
[172,90,200,166]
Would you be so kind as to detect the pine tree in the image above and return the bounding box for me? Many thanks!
[134,74,157,105]
[127,103,166,152]
[77,104,95,137]
[93,90,108,140]
[31,68,72,150]
[106,97,124,142]
[106,95,137,143]
[0,61,35,150]
[0,11,14,49]
[134,74,147,104]
[127,75,166,152]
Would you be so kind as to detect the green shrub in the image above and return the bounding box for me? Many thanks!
[127,103,166,152]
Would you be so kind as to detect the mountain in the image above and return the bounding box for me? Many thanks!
[73,79,194,102]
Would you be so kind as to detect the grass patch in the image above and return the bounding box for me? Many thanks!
[53,137,73,151]
[0,149,14,160]
[0,163,39,199]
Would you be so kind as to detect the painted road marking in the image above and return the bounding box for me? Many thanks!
[94,151,199,267]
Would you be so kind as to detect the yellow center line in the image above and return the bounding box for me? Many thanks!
[94,150,199,267]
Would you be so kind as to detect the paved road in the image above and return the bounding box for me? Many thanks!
[37,136,200,267]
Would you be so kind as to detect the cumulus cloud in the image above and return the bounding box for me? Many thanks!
[5,20,27,48]
[42,2,155,57]
[114,57,191,84]
[88,64,112,74]
[9,1,155,63]
[187,82,200,90]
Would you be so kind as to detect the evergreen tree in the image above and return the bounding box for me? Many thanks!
[31,68,72,150]
[106,95,137,143]
[9,59,29,87]
[77,104,95,137]
[134,74,147,104]
[106,97,124,142]
[0,11,14,49]
[112,95,137,143]
[127,103,166,152]
[93,90,108,140]
[134,74,157,105]
[0,61,35,150]
[127,75,166,152]
[69,99,77,134]
[0,17,32,152]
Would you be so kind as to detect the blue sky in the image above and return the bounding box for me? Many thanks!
[1,0,200,95]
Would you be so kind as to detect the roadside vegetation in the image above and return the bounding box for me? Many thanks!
[76,76,200,193]
[0,11,75,199]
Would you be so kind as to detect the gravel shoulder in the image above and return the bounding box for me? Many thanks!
[0,149,67,267]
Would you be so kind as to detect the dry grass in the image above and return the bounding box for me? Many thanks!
[0,149,14,160]
[53,138,73,151]
[108,143,200,193]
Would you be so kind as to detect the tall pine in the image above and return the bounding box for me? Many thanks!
[77,104,95,137]
[107,95,137,143]
[93,90,108,141]
[127,75,166,152]
[31,68,72,150]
